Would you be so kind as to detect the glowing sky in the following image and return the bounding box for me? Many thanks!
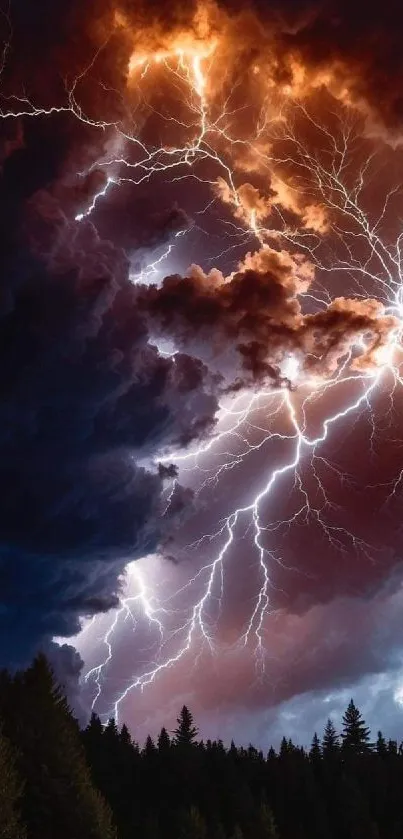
[2,0,403,747]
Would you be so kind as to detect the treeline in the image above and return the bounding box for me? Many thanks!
[1,657,403,838]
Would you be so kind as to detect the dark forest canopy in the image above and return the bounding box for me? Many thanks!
[1,657,403,838]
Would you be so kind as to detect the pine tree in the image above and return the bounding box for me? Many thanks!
[86,712,104,740]
[173,706,198,746]
[82,713,106,799]
[104,718,119,744]
[179,806,206,839]
[144,735,157,757]
[82,713,104,768]
[119,723,131,746]
[4,655,116,839]
[229,740,238,761]
[118,723,134,768]
[279,737,289,758]
[322,718,339,755]
[0,727,26,839]
[309,732,322,763]
[157,727,171,752]
[376,731,387,757]
[341,699,372,754]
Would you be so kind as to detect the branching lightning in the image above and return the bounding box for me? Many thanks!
[4,6,403,721]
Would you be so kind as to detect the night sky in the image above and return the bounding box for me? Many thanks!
[2,0,403,748]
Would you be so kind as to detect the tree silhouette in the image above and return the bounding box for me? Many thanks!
[4,661,403,839]
[119,724,131,747]
[322,718,339,755]
[144,735,157,757]
[3,655,116,839]
[157,727,171,753]
[376,731,387,757]
[342,700,372,754]
[310,732,322,763]
[173,706,199,746]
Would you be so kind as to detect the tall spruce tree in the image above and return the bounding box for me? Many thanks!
[157,727,171,753]
[82,713,104,774]
[144,735,157,757]
[342,699,372,754]
[279,737,289,758]
[0,727,26,839]
[119,723,132,747]
[2,655,116,839]
[309,732,322,763]
[173,706,198,746]
[376,731,387,757]
[322,718,339,755]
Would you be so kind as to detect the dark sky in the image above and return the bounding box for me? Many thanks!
[2,0,403,745]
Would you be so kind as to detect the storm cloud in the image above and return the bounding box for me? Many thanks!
[0,166,218,663]
[134,248,396,387]
[2,0,403,745]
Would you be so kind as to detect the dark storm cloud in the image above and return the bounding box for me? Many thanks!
[158,463,179,480]
[0,0,214,667]
[134,251,396,387]
[88,184,191,254]
[0,0,198,104]
[277,0,403,135]
[216,0,403,137]
[5,0,403,138]
[0,163,218,664]
[134,250,309,387]
[1,0,403,723]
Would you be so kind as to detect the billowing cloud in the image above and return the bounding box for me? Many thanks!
[0,172,219,664]
[133,247,308,386]
[134,247,397,387]
[216,175,329,235]
[2,0,403,744]
[3,0,403,140]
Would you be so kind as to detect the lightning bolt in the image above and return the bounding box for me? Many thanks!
[4,5,403,721]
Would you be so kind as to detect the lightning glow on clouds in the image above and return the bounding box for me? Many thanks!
[3,0,403,739]
[72,18,403,724]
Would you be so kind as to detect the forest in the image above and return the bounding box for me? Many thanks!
[0,655,402,839]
